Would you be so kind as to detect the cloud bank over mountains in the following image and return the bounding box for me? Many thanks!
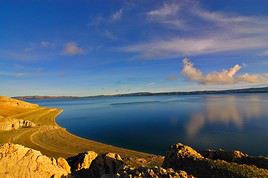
[182,58,268,85]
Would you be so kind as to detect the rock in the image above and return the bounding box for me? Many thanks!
[162,143,268,178]
[162,143,204,170]
[0,143,70,178]
[200,149,247,162]
[89,152,124,177]
[201,149,268,170]
[67,151,98,171]
[0,118,36,131]
[57,157,71,173]
[117,165,194,178]
[135,158,147,165]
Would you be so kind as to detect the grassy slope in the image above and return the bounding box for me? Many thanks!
[0,105,162,166]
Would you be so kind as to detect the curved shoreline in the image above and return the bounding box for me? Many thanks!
[0,106,163,167]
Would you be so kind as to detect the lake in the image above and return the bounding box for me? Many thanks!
[26,94,268,156]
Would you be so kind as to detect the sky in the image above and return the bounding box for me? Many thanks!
[1,0,268,96]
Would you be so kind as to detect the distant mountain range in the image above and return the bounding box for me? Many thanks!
[14,87,268,100]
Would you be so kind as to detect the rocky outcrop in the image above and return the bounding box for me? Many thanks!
[0,96,38,131]
[163,143,268,178]
[82,152,124,177]
[201,149,268,170]
[0,118,36,131]
[0,96,38,108]
[201,149,248,161]
[67,151,98,171]
[0,143,70,178]
[1,142,268,178]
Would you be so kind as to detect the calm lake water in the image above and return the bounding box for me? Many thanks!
[27,94,268,156]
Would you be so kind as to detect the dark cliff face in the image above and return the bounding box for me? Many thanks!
[1,142,268,178]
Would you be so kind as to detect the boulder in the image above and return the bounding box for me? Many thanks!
[0,143,70,178]
[163,143,204,170]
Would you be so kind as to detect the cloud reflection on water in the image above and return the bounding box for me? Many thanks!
[186,95,265,137]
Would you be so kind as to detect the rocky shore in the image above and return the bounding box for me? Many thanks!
[1,96,268,177]
[1,142,268,178]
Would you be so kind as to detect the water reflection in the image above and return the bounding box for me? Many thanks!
[187,95,264,137]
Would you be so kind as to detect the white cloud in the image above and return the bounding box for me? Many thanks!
[111,9,123,21]
[147,2,185,29]
[259,50,268,56]
[40,41,53,48]
[124,36,268,58]
[147,3,180,17]
[63,42,84,56]
[0,71,27,78]
[123,1,268,59]
[182,58,268,85]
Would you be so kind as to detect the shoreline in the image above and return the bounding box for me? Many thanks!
[0,104,162,167]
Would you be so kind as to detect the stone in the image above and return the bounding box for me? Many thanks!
[201,149,268,170]
[116,165,194,178]
[200,149,248,161]
[0,118,36,131]
[57,157,71,173]
[162,143,268,178]
[67,151,98,171]
[0,143,70,178]
[162,143,204,170]
[89,152,124,177]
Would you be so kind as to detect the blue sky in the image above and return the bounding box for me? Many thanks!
[1,0,268,96]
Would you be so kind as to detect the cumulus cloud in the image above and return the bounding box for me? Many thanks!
[182,58,268,85]
[63,42,84,56]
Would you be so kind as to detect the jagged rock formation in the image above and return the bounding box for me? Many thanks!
[71,152,124,177]
[163,143,268,178]
[67,151,98,171]
[0,96,38,108]
[90,152,124,177]
[0,118,36,131]
[0,143,70,178]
